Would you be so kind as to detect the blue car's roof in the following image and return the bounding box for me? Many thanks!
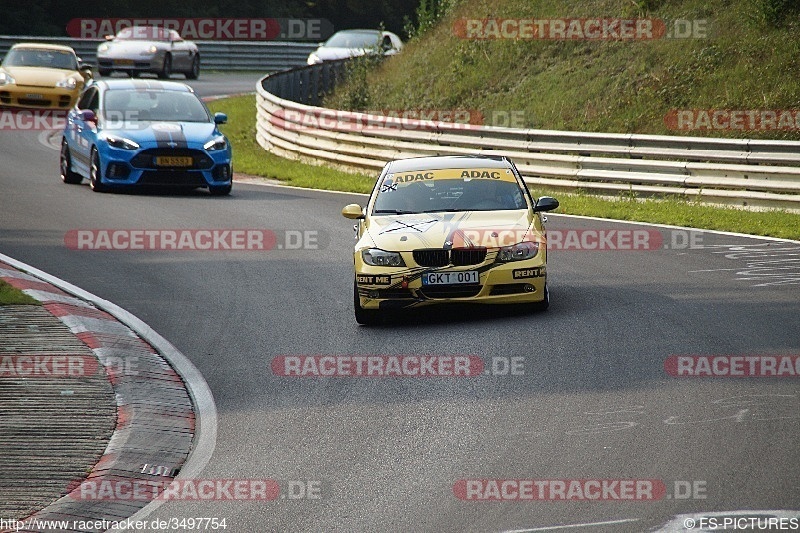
[92,79,195,93]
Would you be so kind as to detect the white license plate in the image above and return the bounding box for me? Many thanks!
[423,271,479,285]
[25,93,43,99]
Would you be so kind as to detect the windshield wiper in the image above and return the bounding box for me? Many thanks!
[418,208,462,213]
[373,209,417,215]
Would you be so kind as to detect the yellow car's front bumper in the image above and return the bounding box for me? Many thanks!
[0,85,80,109]
[354,253,547,310]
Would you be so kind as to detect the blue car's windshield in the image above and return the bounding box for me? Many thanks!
[104,89,211,123]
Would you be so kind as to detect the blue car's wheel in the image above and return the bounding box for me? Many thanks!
[60,139,82,184]
[89,148,107,193]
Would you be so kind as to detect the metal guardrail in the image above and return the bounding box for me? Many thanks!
[0,35,316,72]
[255,63,800,210]
[262,58,351,106]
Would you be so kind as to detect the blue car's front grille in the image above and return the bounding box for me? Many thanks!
[137,171,208,187]
[130,149,214,170]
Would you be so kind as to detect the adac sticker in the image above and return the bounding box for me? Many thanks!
[387,168,517,183]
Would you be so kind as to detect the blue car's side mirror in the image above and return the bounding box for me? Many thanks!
[214,112,228,125]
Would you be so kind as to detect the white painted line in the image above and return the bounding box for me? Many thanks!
[22,289,93,307]
[201,91,255,103]
[234,175,370,198]
[503,518,640,532]
[553,213,800,244]
[0,251,217,527]
[60,315,138,337]
[0,268,41,281]
[232,178,800,244]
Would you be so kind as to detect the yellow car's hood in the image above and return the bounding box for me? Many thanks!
[364,210,535,252]
[2,66,73,87]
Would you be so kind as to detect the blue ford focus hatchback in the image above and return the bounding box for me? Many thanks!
[60,79,232,195]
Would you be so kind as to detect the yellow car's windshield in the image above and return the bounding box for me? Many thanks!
[3,48,77,70]
[372,167,528,215]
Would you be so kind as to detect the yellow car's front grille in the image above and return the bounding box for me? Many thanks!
[412,247,487,267]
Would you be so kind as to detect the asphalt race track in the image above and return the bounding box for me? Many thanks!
[1,73,798,532]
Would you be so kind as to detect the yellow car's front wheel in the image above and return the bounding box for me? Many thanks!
[354,280,382,326]
[532,282,550,311]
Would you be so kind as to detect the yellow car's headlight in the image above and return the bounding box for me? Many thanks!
[0,72,15,86]
[362,248,405,267]
[56,77,78,90]
[496,241,539,262]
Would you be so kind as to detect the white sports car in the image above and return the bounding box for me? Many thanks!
[307,29,403,65]
[96,26,200,80]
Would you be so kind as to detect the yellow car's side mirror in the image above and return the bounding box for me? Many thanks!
[342,204,365,219]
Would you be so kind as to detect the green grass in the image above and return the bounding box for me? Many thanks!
[325,0,800,140]
[207,95,800,241]
[0,279,39,305]
[208,95,375,194]
[530,191,800,240]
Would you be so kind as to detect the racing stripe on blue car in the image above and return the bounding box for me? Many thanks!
[151,125,188,149]
[167,127,187,149]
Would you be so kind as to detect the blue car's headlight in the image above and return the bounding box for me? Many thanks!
[105,134,140,150]
[203,136,227,151]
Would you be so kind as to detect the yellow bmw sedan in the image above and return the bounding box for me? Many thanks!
[0,43,92,109]
[342,155,559,325]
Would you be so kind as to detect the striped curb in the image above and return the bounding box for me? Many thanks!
[1,262,196,532]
